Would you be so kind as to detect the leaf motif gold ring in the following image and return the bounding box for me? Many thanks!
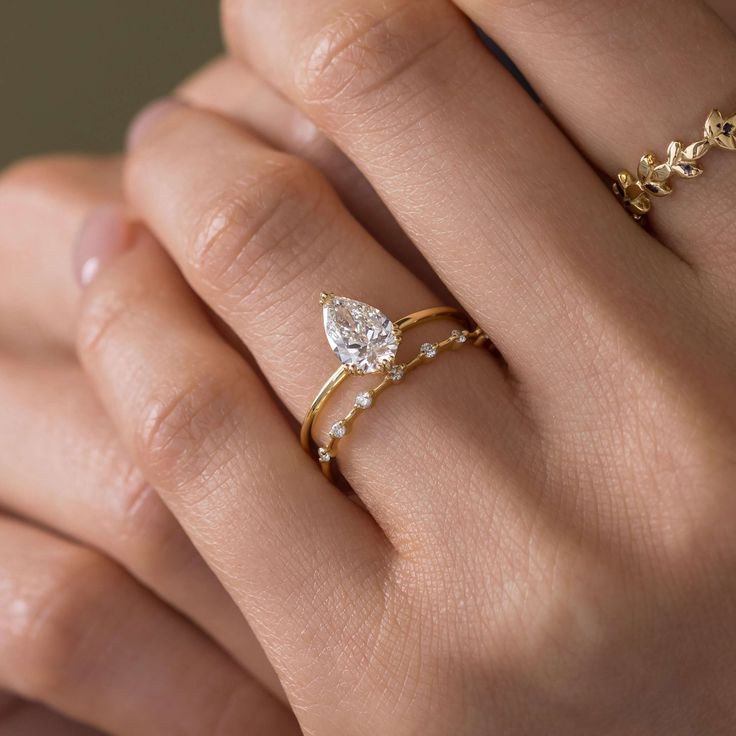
[613,108,736,222]
[301,293,491,481]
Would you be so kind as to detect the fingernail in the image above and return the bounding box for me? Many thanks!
[126,97,183,151]
[73,205,132,287]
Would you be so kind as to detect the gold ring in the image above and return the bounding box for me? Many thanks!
[613,108,735,222]
[301,294,490,480]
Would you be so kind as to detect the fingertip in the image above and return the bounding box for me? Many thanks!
[125,97,184,152]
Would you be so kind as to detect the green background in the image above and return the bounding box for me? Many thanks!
[0,2,222,167]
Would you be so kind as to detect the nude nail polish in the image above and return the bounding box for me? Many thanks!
[73,205,131,287]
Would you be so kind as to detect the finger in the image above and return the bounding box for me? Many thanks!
[124,103,524,537]
[0,356,284,701]
[451,0,736,286]
[0,697,102,735]
[76,234,390,718]
[0,517,298,736]
[177,56,448,294]
[709,0,736,30]
[220,0,690,403]
[0,156,122,353]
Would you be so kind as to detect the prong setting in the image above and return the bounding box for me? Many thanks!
[389,365,406,382]
[420,342,438,359]
[330,421,348,439]
[355,391,373,409]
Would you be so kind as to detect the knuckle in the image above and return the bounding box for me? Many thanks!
[521,563,628,693]
[294,0,458,107]
[187,155,328,304]
[9,548,123,699]
[133,365,241,488]
[114,470,199,582]
[76,278,145,363]
[116,470,170,543]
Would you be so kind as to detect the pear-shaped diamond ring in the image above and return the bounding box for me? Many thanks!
[301,293,491,480]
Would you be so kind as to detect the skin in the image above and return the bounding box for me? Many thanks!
[0,63,331,735]
[2,0,736,732]
[0,52,422,734]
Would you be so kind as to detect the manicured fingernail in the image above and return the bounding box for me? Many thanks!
[73,205,131,287]
[126,97,183,151]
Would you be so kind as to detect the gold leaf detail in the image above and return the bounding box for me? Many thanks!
[704,109,724,141]
[671,162,703,178]
[637,153,655,181]
[643,180,673,197]
[705,109,736,150]
[651,163,671,183]
[666,141,682,165]
[630,193,651,214]
[616,170,636,189]
[681,139,710,160]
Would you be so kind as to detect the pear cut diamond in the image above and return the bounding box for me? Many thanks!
[322,295,399,374]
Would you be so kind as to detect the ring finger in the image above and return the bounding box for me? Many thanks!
[124,102,525,539]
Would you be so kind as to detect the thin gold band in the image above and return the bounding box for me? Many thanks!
[613,108,735,221]
[301,306,486,480]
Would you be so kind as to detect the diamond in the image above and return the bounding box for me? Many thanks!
[451,330,467,344]
[330,421,347,439]
[355,391,373,409]
[318,447,331,463]
[322,295,399,374]
[420,342,438,359]
[389,365,405,382]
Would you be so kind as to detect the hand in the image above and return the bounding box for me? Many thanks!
[75,1,736,733]
[0,55,396,735]
[0,159,301,736]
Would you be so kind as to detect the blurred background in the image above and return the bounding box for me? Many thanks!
[0,2,222,168]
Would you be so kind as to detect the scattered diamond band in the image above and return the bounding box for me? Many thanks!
[612,109,736,222]
[301,295,490,480]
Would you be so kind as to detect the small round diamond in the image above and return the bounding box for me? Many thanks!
[451,330,467,344]
[318,447,331,463]
[330,421,348,439]
[420,342,438,359]
[355,391,373,409]
[389,365,405,382]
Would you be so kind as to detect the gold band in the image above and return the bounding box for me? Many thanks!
[301,305,488,480]
[613,108,735,221]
